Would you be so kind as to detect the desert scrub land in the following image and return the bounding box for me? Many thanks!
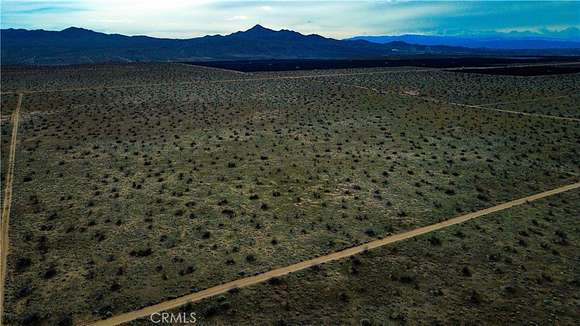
[0,63,249,93]
[311,69,579,107]
[1,64,579,324]
[247,66,434,78]
[1,93,19,116]
[152,189,580,325]
[0,120,12,196]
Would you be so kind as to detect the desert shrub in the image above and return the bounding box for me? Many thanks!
[16,284,34,299]
[15,257,32,273]
[428,236,442,246]
[110,283,121,292]
[268,277,283,285]
[364,228,377,237]
[461,266,472,277]
[179,266,195,276]
[43,265,57,279]
[468,289,484,305]
[129,248,153,257]
[57,315,73,326]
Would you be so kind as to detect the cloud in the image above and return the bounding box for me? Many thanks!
[1,1,579,39]
[2,0,87,15]
[227,15,249,21]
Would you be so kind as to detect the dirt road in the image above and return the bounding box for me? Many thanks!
[173,62,250,75]
[88,181,580,326]
[399,93,580,123]
[447,100,580,122]
[0,94,23,326]
[476,95,574,108]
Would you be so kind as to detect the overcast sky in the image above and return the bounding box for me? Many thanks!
[2,1,579,39]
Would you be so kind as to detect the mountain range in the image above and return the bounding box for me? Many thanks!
[1,25,579,65]
[1,25,467,65]
[349,29,580,50]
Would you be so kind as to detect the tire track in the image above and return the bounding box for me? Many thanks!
[173,63,251,75]
[399,93,580,122]
[0,94,23,326]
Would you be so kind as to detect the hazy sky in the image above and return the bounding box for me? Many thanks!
[2,1,579,39]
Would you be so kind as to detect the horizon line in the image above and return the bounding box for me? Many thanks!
[2,24,579,41]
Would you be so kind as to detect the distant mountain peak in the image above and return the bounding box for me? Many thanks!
[61,27,98,36]
[62,27,92,32]
[242,24,277,35]
[247,24,271,32]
